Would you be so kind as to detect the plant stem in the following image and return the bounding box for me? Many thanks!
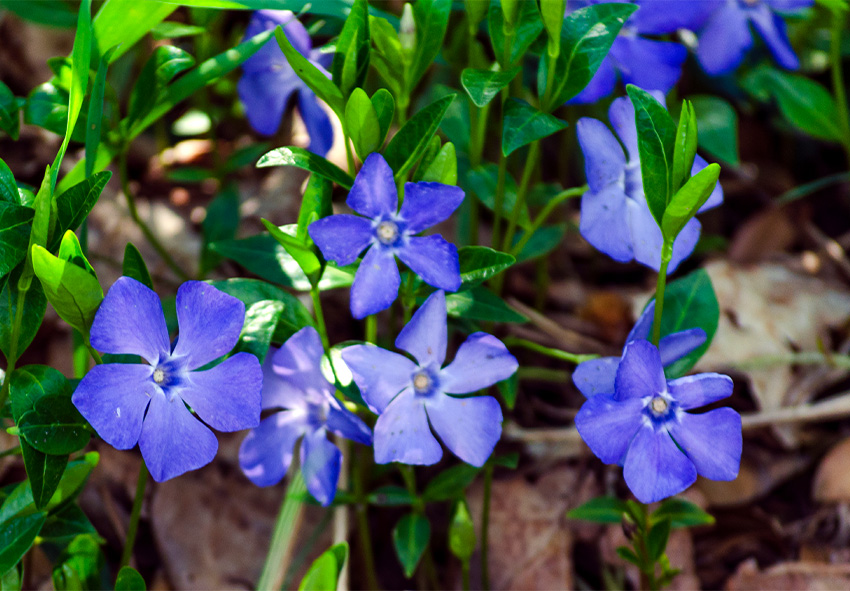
[257,469,307,591]
[365,315,377,344]
[462,561,471,591]
[510,186,586,257]
[354,447,379,590]
[480,462,494,591]
[118,150,190,281]
[651,254,670,347]
[501,140,541,257]
[310,285,330,351]
[490,36,515,250]
[85,343,103,365]
[119,461,149,569]
[502,337,598,364]
[831,10,850,170]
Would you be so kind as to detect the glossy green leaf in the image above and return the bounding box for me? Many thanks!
[0,82,21,140]
[384,94,455,180]
[24,80,85,142]
[297,175,333,241]
[671,100,698,194]
[93,0,177,63]
[53,171,112,250]
[367,486,415,506]
[345,88,381,160]
[298,542,348,591]
[1,562,22,591]
[371,88,394,146]
[410,0,451,88]
[690,95,739,166]
[467,164,530,228]
[200,185,240,276]
[497,372,519,409]
[275,26,344,116]
[417,142,457,184]
[392,513,431,578]
[151,21,207,40]
[0,203,34,279]
[0,158,17,204]
[115,566,146,590]
[647,518,671,561]
[85,46,116,178]
[0,265,46,360]
[448,500,476,561]
[9,364,69,422]
[445,286,526,323]
[0,512,47,574]
[540,0,567,57]
[627,85,676,226]
[122,243,154,290]
[488,0,544,68]
[502,98,568,156]
[18,395,89,456]
[128,46,196,127]
[461,66,520,108]
[332,0,370,98]
[257,146,354,189]
[40,504,98,547]
[661,163,721,242]
[20,441,68,510]
[567,496,628,524]
[651,498,715,529]
[233,300,285,363]
[422,464,480,502]
[513,224,566,262]
[262,221,322,285]
[616,546,642,567]
[458,246,515,290]
[0,0,77,28]
[51,533,107,591]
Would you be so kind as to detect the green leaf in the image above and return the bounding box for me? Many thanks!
[652,498,715,529]
[331,0,370,98]
[417,142,457,184]
[366,486,415,506]
[647,518,671,561]
[497,372,519,409]
[18,395,89,456]
[445,286,527,323]
[627,85,676,226]
[513,224,566,262]
[53,171,112,250]
[661,164,721,242]
[671,100,698,194]
[275,26,344,116]
[502,98,568,156]
[122,243,154,290]
[410,0,452,88]
[24,78,85,142]
[540,0,567,57]
[9,364,69,422]
[1,562,22,591]
[567,496,629,524]
[51,533,107,591]
[616,546,642,567]
[392,513,431,578]
[233,300,284,363]
[0,512,47,574]
[0,158,17,204]
[20,442,68,510]
[200,185,240,276]
[0,0,77,28]
[489,0,544,68]
[0,265,46,360]
[460,66,520,108]
[297,175,333,241]
[0,82,21,140]
[653,268,719,378]
[262,221,322,285]
[0,203,34,279]
[467,164,530,228]
[345,88,381,161]
[384,94,455,180]
[151,21,207,40]
[690,95,739,166]
[458,246,515,290]
[539,2,636,109]
[93,0,177,63]
[40,504,98,547]
[128,46,196,127]
[115,566,146,591]
[371,88,394,146]
[257,146,354,189]
[449,500,476,562]
[422,464,480,502]
[298,543,348,591]
[85,46,116,178]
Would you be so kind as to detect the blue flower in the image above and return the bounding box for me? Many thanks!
[341,291,518,467]
[575,339,742,503]
[238,327,371,506]
[696,0,812,76]
[239,10,334,155]
[573,300,706,397]
[567,0,713,104]
[576,91,724,272]
[72,278,263,482]
[309,153,464,319]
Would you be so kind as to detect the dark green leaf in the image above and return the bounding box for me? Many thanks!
[345,88,381,160]
[410,0,451,88]
[24,82,85,142]
[647,518,671,561]
[458,246,515,290]
[422,464,480,502]
[448,500,476,561]
[371,88,394,146]
[502,98,568,156]
[9,364,69,421]
[331,0,370,98]
[0,81,21,140]
[0,203,34,279]
[200,185,240,275]
[489,0,544,68]
[40,503,98,547]
[128,46,196,126]
[461,66,520,108]
[122,243,154,290]
[416,142,457,184]
[262,221,322,285]
[497,372,519,409]
[85,46,116,178]
[275,26,344,116]
[616,546,641,567]
[661,163,721,242]
[392,513,430,578]
[18,395,89,456]
[445,286,527,323]
[297,175,332,241]
[21,441,68,510]
[93,0,177,63]
[367,486,415,506]
[298,542,348,591]
[384,94,455,180]
[51,533,107,591]
[0,0,77,28]
[257,146,354,189]
[0,158,17,204]
[233,300,284,363]
[652,498,715,529]
[567,496,629,524]
[115,566,146,591]
[467,163,530,228]
[0,512,47,574]
[513,224,566,262]
[690,95,739,166]
[1,562,22,591]
[53,171,112,249]
[671,100,697,193]
[0,265,46,360]
[627,85,676,226]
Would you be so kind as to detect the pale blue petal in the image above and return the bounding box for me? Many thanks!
[615,340,665,401]
[623,426,697,503]
[374,388,442,465]
[439,333,518,394]
[697,1,752,76]
[576,117,626,193]
[658,329,707,367]
[341,344,415,414]
[399,182,465,234]
[396,236,460,292]
[239,412,308,486]
[669,408,742,481]
[300,428,341,506]
[572,357,620,398]
[749,3,800,70]
[425,394,502,467]
[668,373,734,410]
[326,401,372,445]
[580,184,633,263]
[309,214,375,267]
[298,91,335,156]
[350,245,400,319]
[180,352,262,432]
[574,393,644,464]
[395,290,447,366]
[171,281,245,370]
[346,153,398,218]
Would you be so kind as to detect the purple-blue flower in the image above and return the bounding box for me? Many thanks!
[567,0,713,104]
[309,153,464,319]
[575,339,741,503]
[341,291,518,467]
[72,278,262,482]
[573,300,706,397]
[696,0,813,76]
[239,10,334,155]
[238,327,371,506]
[577,91,724,272]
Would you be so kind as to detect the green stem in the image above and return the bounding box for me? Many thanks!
[500,140,541,257]
[490,36,515,250]
[831,10,850,170]
[354,448,379,590]
[85,343,103,365]
[480,462,494,591]
[257,469,307,591]
[651,251,671,347]
[365,315,377,345]
[402,271,416,325]
[517,367,571,382]
[502,337,598,364]
[462,561,471,591]
[118,151,190,281]
[510,186,586,257]
[310,286,330,351]
[119,461,149,569]
[468,103,483,245]
[342,124,357,177]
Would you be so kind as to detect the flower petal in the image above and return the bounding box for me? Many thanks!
[609,95,639,161]
[425,394,502,467]
[260,347,307,411]
[568,53,618,104]
[241,10,301,73]
[623,426,697,503]
[180,352,262,432]
[615,340,665,401]
[238,70,296,136]
[309,214,375,267]
[300,428,341,506]
[396,235,461,292]
[139,391,218,482]
[669,408,742,481]
[580,184,633,263]
[171,281,245,370]
[341,344,415,413]
[627,301,655,343]
[326,400,373,445]
[668,373,734,410]
[350,245,400,319]
[72,364,153,450]
[440,333,518,394]
[239,412,308,486]
[574,393,644,464]
[399,182,465,234]
[631,0,717,34]
[628,194,701,273]
[270,326,334,404]
[612,37,687,95]
[576,117,627,193]
[697,1,752,76]
[572,357,620,398]
[374,388,442,465]
[395,290,447,366]
[90,277,170,362]
[658,328,707,367]
[346,153,398,218]
[749,4,800,69]
[298,92,335,156]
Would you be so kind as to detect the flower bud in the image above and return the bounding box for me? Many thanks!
[400,3,416,59]
[539,0,566,58]
[464,0,488,33]
[501,0,519,28]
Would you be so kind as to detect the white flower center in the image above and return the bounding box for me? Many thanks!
[153,369,165,384]
[377,221,399,244]
[413,372,431,393]
[650,396,668,414]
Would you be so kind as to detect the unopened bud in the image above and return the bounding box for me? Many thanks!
[464,0,488,33]
[400,3,416,57]
[501,0,519,27]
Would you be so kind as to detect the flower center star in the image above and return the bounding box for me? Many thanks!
[413,371,431,394]
[376,220,399,245]
[650,396,668,415]
[153,368,165,384]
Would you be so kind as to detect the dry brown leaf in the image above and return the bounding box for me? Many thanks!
[725,558,850,591]
[813,437,850,503]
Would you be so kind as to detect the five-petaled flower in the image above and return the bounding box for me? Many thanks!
[341,290,518,467]
[576,91,723,272]
[696,0,812,76]
[239,10,334,155]
[575,339,742,503]
[309,153,464,319]
[239,327,372,506]
[567,0,712,104]
[72,278,263,482]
